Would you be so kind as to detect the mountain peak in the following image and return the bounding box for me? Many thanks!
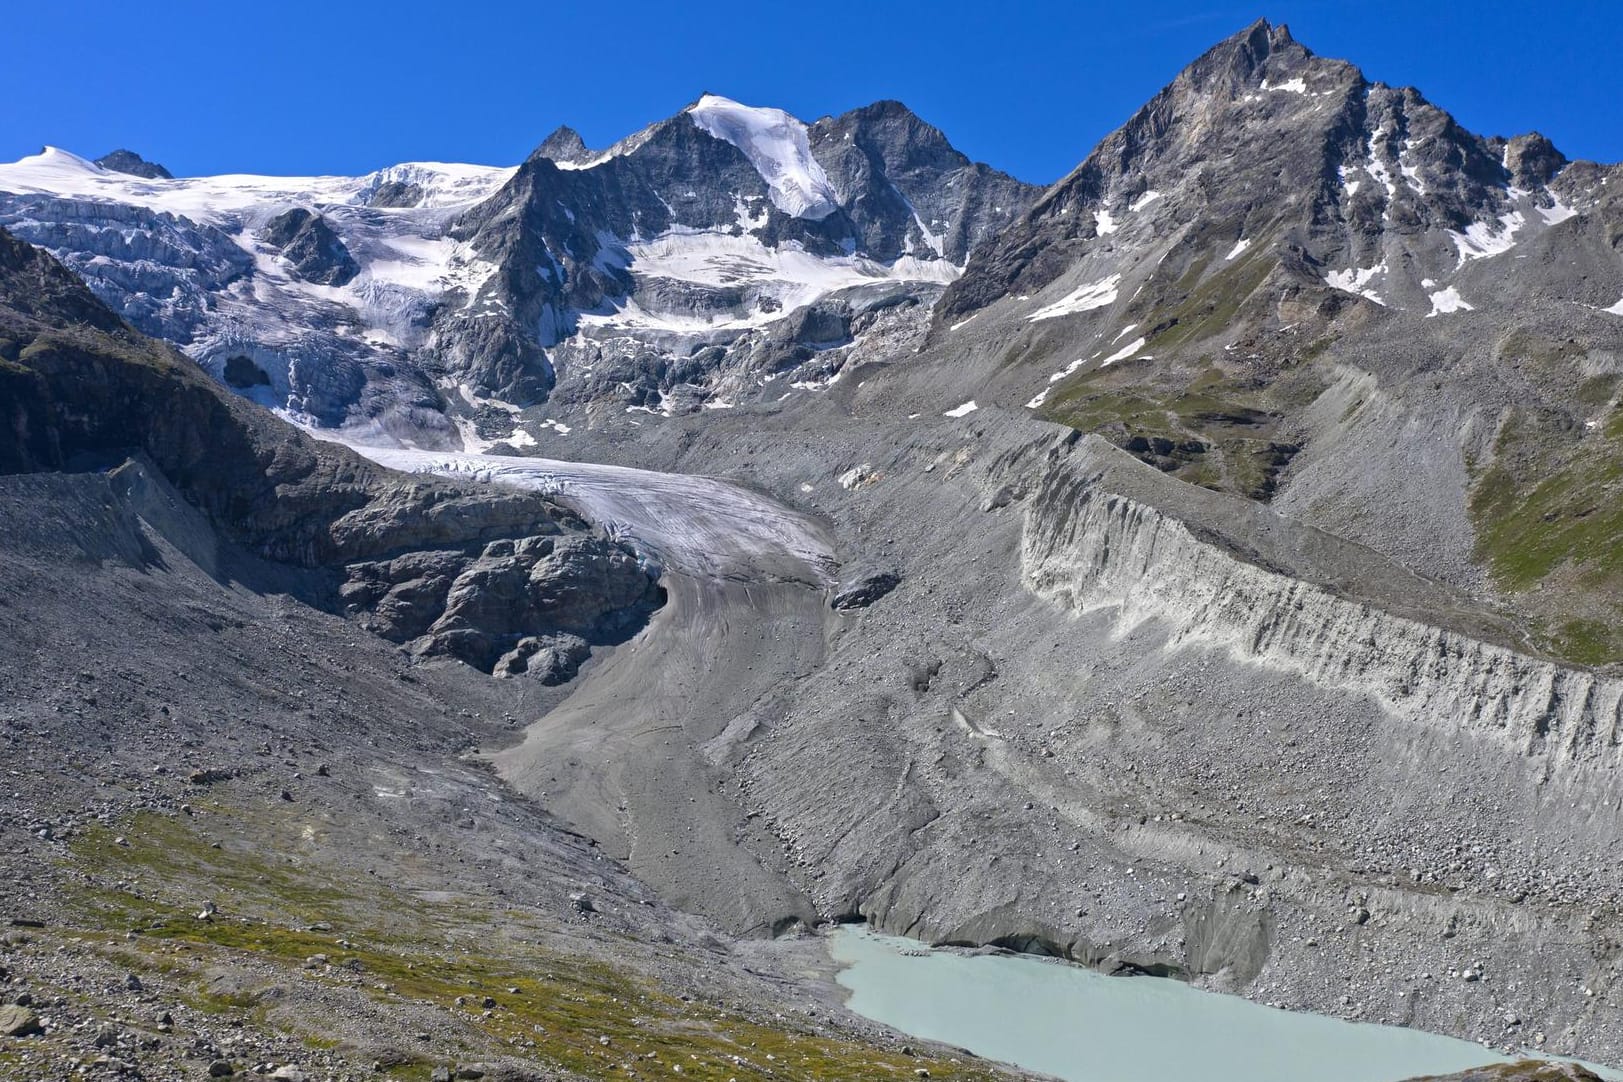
[686,94,840,219]
[535,125,590,164]
[94,148,172,180]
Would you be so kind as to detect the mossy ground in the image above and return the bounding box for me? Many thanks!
[1030,234,1320,500]
[1042,363,1306,500]
[62,810,997,1081]
[1469,398,1623,667]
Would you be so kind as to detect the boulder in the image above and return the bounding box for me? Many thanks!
[0,1004,41,1036]
[832,569,901,611]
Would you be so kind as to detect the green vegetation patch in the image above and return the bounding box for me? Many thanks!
[64,812,996,1081]
[1470,400,1623,666]
[1042,364,1301,500]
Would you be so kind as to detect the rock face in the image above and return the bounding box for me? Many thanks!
[94,148,172,179]
[0,227,661,673]
[432,94,1039,406]
[923,17,1623,666]
[0,99,1039,438]
[1022,446,1623,766]
[261,208,359,286]
[808,99,1036,264]
[342,533,662,679]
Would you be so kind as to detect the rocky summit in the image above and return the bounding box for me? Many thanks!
[2,15,1622,1082]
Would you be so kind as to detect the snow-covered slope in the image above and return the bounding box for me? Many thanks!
[0,147,514,215]
[0,99,1038,445]
[0,147,518,445]
[687,95,840,219]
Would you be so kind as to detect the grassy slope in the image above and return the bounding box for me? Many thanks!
[54,806,997,1082]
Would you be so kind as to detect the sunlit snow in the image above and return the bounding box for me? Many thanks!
[1224,238,1251,261]
[1426,287,1474,317]
[576,229,958,333]
[943,400,979,418]
[1447,211,1525,264]
[1027,274,1121,321]
[1261,77,1308,94]
[1325,262,1388,306]
[687,95,839,220]
[1101,336,1146,366]
[1536,198,1578,226]
[0,146,513,220]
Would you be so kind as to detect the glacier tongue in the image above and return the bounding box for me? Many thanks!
[687,94,839,220]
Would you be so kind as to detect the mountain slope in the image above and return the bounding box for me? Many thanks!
[926,19,1623,666]
[0,97,1039,445]
[0,226,663,678]
[0,226,1007,1082]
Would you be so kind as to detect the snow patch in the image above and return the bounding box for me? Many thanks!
[1537,198,1577,226]
[1129,190,1162,212]
[1426,286,1474,317]
[1365,130,1397,202]
[1027,274,1121,322]
[1325,262,1388,306]
[581,228,958,333]
[1101,337,1146,366]
[1447,211,1525,264]
[943,400,979,418]
[1261,77,1308,94]
[1046,357,1090,384]
[1094,209,1117,235]
[1224,238,1251,261]
[687,95,839,220]
[1604,297,1623,317]
[1398,139,1427,195]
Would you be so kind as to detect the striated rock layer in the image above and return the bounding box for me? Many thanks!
[1023,469,1623,768]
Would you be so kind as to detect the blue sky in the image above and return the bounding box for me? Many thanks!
[5,1,1619,185]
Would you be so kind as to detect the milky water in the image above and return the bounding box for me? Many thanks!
[830,927,1606,1082]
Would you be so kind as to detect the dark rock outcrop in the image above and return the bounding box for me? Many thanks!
[367,179,425,208]
[831,568,901,610]
[95,149,172,179]
[262,208,359,286]
[535,125,590,164]
[342,533,660,677]
[0,228,662,676]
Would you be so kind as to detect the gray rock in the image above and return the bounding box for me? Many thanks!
[94,149,173,180]
[0,1004,41,1036]
[262,208,359,287]
[368,179,424,208]
[832,569,901,611]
